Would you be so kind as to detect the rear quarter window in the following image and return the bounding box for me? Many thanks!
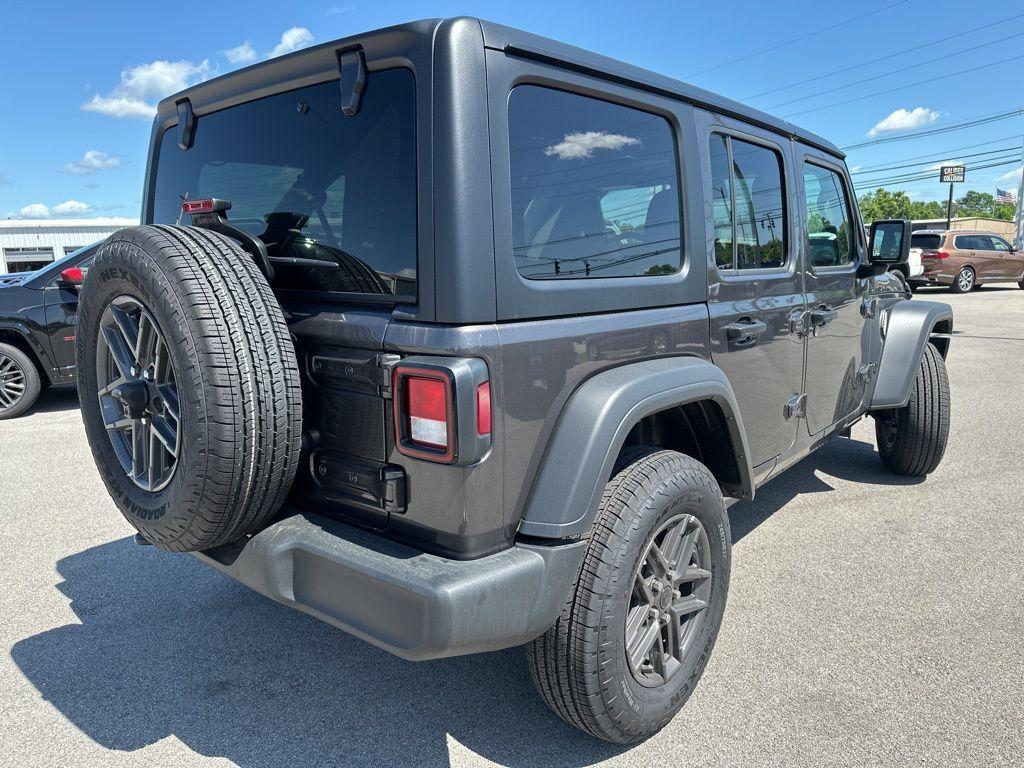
[507,85,681,280]
[911,233,942,250]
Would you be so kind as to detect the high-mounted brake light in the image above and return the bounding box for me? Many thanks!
[182,198,231,216]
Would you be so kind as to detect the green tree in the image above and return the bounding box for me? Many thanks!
[994,202,1016,221]
[954,190,995,218]
[858,188,913,223]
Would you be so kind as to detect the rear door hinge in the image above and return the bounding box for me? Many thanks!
[784,393,807,420]
[378,353,401,398]
[856,362,878,385]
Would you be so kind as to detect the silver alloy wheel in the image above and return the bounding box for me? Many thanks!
[625,513,712,687]
[0,353,27,412]
[96,295,181,492]
[957,268,974,292]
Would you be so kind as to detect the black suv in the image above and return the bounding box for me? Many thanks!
[75,19,953,743]
[0,246,95,418]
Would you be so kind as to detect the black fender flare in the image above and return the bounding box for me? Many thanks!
[518,356,754,539]
[0,320,52,369]
[870,300,953,410]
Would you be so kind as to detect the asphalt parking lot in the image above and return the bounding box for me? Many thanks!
[1,286,1022,768]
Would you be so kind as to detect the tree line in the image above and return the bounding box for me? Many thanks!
[858,188,1016,224]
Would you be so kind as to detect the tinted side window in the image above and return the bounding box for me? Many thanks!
[803,163,854,268]
[990,236,1012,252]
[709,134,786,271]
[508,86,681,280]
[954,235,980,250]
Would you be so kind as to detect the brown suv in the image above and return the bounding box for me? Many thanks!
[912,229,1024,293]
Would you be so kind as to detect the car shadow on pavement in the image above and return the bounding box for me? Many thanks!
[11,434,914,767]
[30,386,80,414]
[11,538,627,767]
[728,434,924,543]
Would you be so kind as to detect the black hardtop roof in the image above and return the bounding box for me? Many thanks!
[157,16,842,159]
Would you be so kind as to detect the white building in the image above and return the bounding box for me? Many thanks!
[0,218,137,274]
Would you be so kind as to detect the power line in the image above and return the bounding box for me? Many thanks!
[743,11,1024,101]
[853,157,1023,189]
[841,108,1024,150]
[849,134,1024,169]
[684,0,909,78]
[765,30,1024,110]
[782,53,1024,118]
[852,146,1024,176]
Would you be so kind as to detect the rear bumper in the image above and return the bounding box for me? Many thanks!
[194,513,585,661]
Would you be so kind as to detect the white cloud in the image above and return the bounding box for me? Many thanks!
[269,27,314,58]
[62,150,121,175]
[848,165,862,173]
[19,203,50,218]
[999,166,1023,183]
[544,131,641,160]
[327,4,353,14]
[83,59,214,119]
[224,41,257,65]
[868,107,940,137]
[928,159,963,171]
[52,200,93,215]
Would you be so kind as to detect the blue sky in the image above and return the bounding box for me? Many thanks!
[1,0,1021,220]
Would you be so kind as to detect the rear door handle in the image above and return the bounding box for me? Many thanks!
[725,318,768,345]
[809,307,838,327]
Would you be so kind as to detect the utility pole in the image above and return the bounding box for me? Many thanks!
[946,182,954,230]
[1016,136,1024,249]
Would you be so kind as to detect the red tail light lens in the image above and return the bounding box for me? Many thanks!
[936,251,950,259]
[407,376,448,448]
[476,381,491,436]
[921,250,948,260]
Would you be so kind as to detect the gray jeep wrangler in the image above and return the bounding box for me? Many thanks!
[76,18,953,743]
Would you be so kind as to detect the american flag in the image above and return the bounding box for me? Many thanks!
[996,188,1017,204]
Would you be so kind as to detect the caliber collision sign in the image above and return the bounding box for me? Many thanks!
[940,165,966,183]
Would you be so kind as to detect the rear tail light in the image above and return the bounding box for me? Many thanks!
[392,359,491,465]
[407,376,449,448]
[922,250,949,260]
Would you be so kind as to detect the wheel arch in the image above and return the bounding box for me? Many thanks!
[870,300,953,410]
[517,356,754,539]
[0,324,51,386]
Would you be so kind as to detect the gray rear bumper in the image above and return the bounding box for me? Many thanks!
[193,513,585,661]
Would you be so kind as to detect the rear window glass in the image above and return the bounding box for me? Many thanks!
[911,233,942,250]
[508,85,681,280]
[151,68,417,300]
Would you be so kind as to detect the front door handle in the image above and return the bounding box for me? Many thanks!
[725,318,768,345]
[809,306,838,327]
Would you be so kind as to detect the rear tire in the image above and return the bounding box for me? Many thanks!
[77,225,303,552]
[950,266,975,293]
[527,449,730,743]
[0,342,42,419]
[874,343,950,476]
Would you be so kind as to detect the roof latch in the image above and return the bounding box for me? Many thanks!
[176,98,196,150]
[337,48,367,116]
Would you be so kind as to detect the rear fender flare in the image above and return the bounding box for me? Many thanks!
[0,321,52,371]
[518,356,754,539]
[870,300,952,410]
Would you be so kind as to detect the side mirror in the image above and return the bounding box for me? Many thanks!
[58,267,85,287]
[868,219,911,265]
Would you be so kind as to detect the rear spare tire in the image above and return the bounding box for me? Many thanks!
[77,225,302,551]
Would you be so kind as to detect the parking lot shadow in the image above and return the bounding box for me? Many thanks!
[729,433,923,543]
[11,537,626,767]
[11,434,909,767]
[30,386,80,414]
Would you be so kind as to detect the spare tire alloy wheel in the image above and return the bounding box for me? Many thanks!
[96,296,180,492]
[78,225,302,552]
